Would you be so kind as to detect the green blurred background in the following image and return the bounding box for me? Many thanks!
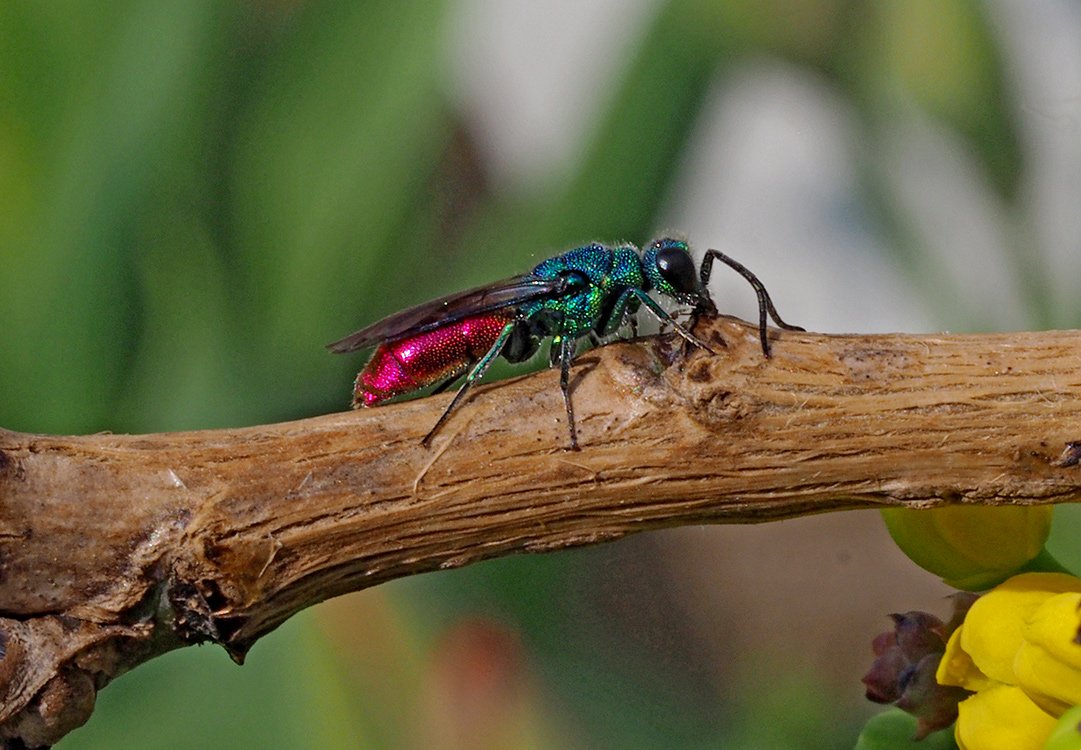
[3,1,1080,747]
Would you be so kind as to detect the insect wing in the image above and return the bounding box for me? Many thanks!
[327,275,567,353]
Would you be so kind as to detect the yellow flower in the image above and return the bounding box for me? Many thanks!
[881,505,1052,590]
[936,573,1081,750]
[1015,593,1081,715]
[954,684,1057,750]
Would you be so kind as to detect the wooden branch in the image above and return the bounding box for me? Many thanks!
[2,317,1081,746]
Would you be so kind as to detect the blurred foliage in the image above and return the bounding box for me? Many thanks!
[854,709,958,750]
[0,0,1069,748]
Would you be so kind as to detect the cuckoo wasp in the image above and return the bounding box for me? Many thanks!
[328,238,801,450]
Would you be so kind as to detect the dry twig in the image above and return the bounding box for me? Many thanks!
[2,317,1081,746]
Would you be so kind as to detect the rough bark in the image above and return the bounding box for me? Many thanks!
[2,317,1080,746]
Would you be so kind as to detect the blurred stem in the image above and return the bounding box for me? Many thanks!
[540,0,723,244]
[459,0,723,270]
[822,1,1039,329]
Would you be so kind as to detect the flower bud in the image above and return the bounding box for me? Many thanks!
[881,505,1051,591]
[863,597,975,738]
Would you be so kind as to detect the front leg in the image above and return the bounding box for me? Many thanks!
[699,249,804,358]
[624,289,716,355]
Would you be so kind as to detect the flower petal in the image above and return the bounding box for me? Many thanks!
[1014,593,1081,716]
[955,685,1056,750]
[960,574,1081,684]
[937,626,992,691]
[1025,593,1081,668]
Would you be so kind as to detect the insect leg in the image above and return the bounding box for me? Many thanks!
[700,249,804,358]
[548,335,563,368]
[429,368,468,396]
[558,334,580,451]
[421,322,517,447]
[622,289,717,355]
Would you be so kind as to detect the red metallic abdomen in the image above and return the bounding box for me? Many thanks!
[353,312,515,407]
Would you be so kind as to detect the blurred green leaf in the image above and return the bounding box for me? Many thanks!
[114,204,241,430]
[871,0,1021,201]
[855,709,958,750]
[1046,505,1081,578]
[71,611,372,750]
[0,0,225,432]
[460,0,725,268]
[229,0,452,414]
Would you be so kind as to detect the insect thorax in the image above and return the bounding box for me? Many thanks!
[522,244,647,338]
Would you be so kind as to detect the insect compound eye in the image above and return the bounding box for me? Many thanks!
[644,238,698,297]
[657,247,697,293]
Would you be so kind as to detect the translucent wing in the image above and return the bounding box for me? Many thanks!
[327,274,567,353]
